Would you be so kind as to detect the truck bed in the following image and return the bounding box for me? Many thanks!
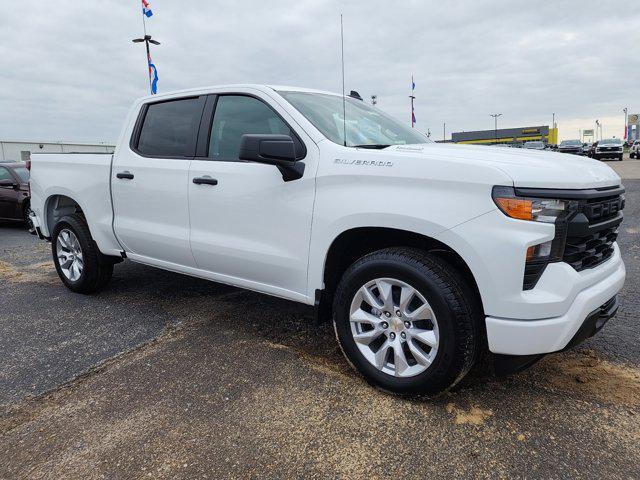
[29,153,122,256]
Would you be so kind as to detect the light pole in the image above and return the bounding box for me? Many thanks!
[443,122,446,142]
[490,113,502,144]
[552,112,555,128]
[623,107,628,141]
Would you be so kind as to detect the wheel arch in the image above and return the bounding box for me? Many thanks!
[318,226,484,319]
[44,194,85,236]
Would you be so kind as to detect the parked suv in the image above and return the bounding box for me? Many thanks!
[0,161,31,227]
[593,138,624,161]
[630,140,640,159]
[28,85,626,395]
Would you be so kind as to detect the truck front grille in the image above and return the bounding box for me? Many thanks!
[563,226,618,271]
[562,192,624,272]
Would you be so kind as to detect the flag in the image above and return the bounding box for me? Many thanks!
[148,55,159,94]
[142,0,153,17]
[412,78,415,91]
[412,110,416,125]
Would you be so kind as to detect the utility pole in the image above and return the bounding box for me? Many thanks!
[490,113,502,144]
[552,112,555,128]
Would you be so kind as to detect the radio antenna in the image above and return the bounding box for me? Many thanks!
[340,14,347,147]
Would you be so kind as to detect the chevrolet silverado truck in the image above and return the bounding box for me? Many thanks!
[28,85,626,395]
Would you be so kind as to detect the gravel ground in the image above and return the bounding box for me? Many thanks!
[0,161,638,479]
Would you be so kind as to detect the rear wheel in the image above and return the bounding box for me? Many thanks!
[332,248,480,396]
[52,214,114,293]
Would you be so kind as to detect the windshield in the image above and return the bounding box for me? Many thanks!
[600,138,622,145]
[560,140,582,146]
[13,166,29,182]
[524,141,544,148]
[278,91,428,148]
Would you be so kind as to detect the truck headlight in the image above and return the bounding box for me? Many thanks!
[492,186,579,290]
[491,186,574,224]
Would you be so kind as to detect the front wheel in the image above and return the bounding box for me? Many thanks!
[332,248,480,396]
[52,214,114,294]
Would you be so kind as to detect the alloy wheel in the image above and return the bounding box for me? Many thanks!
[56,229,84,282]
[349,277,439,377]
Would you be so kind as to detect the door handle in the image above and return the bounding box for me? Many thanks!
[193,176,218,186]
[116,171,134,180]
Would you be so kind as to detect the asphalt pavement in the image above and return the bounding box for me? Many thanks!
[0,160,638,479]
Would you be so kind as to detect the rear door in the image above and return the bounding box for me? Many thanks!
[188,93,318,299]
[112,95,206,267]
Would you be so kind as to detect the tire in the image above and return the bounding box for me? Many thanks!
[332,247,480,396]
[618,155,623,161]
[631,152,636,159]
[52,213,114,294]
[22,203,33,231]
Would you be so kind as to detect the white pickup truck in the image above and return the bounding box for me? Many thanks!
[29,85,626,395]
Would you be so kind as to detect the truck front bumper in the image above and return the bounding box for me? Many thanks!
[485,251,625,356]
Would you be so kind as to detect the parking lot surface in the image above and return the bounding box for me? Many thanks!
[1,161,639,479]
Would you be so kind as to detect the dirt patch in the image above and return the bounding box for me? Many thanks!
[0,260,57,284]
[446,403,494,425]
[0,260,21,279]
[537,350,640,407]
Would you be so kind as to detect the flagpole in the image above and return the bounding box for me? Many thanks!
[133,1,160,95]
[409,76,416,128]
[140,5,152,94]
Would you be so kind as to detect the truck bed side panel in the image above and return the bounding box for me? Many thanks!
[29,153,122,256]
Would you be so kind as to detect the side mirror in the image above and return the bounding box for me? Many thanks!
[238,134,305,182]
[0,179,17,189]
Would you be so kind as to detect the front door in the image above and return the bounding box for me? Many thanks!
[188,93,317,299]
[112,95,206,267]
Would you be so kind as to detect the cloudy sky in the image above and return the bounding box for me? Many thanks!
[1,0,638,144]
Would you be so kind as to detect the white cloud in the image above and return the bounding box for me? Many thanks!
[0,0,638,143]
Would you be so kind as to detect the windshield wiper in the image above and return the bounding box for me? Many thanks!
[352,144,391,149]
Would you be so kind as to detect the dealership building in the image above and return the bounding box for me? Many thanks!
[0,140,114,163]
[452,125,559,146]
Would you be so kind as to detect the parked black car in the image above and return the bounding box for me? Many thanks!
[0,161,31,228]
[557,139,583,155]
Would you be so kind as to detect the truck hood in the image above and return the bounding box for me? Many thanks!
[385,143,621,189]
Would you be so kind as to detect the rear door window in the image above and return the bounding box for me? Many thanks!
[136,97,205,157]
